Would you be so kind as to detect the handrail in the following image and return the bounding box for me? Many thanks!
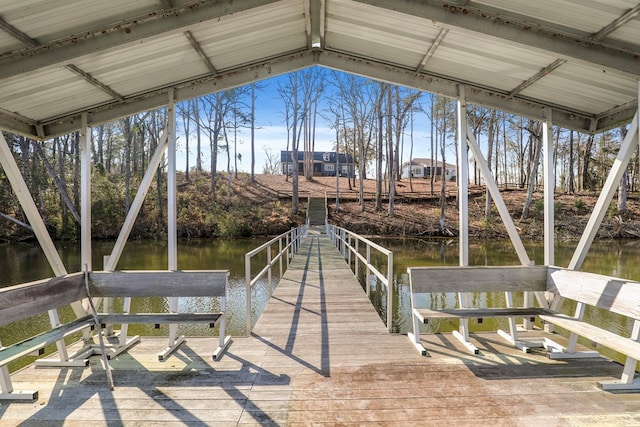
[325,223,394,333]
[244,224,308,335]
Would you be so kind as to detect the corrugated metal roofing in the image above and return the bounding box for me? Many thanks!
[0,0,638,139]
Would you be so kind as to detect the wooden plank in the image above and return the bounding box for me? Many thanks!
[548,267,640,319]
[0,273,86,326]
[415,307,554,324]
[98,313,221,324]
[89,270,228,298]
[540,313,640,359]
[408,265,547,294]
[0,315,94,366]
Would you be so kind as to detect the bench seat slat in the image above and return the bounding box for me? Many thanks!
[0,315,94,367]
[98,313,222,324]
[415,307,554,324]
[540,313,640,360]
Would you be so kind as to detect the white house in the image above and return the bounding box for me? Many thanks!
[401,158,457,181]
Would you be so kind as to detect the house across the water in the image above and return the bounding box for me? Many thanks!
[281,151,355,177]
[401,158,457,181]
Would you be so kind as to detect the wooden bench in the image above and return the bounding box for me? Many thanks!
[542,267,640,391]
[407,265,640,391]
[0,270,231,401]
[408,265,552,355]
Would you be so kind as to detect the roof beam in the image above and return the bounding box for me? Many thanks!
[590,4,640,41]
[305,0,325,49]
[66,64,125,100]
[0,11,124,103]
[0,0,281,81]
[509,58,567,97]
[416,28,448,72]
[0,16,39,47]
[352,0,640,76]
[184,30,217,74]
[39,50,315,139]
[318,50,595,132]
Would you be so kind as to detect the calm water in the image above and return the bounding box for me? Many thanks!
[2,237,639,369]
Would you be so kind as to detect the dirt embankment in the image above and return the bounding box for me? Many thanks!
[252,174,640,241]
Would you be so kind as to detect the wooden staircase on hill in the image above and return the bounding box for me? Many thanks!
[307,197,326,226]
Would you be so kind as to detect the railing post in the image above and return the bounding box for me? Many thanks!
[245,253,252,336]
[267,244,272,297]
[387,251,394,333]
[347,233,352,266]
[355,239,359,278]
[366,243,371,296]
[286,233,291,265]
[279,237,283,279]
[291,227,296,255]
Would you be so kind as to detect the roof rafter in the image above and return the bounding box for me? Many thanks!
[37,50,315,139]
[352,0,640,75]
[0,0,281,81]
[305,0,325,49]
[0,12,125,103]
[509,58,567,97]
[416,28,448,72]
[590,4,640,41]
[0,16,38,47]
[318,50,595,131]
[184,30,217,74]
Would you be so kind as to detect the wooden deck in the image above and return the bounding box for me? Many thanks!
[2,230,640,426]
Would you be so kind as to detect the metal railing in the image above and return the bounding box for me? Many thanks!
[325,223,394,332]
[244,224,308,335]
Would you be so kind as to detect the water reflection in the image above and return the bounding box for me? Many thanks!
[2,237,639,366]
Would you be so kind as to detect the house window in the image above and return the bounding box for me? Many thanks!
[324,164,335,172]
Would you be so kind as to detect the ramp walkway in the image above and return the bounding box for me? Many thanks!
[2,231,640,425]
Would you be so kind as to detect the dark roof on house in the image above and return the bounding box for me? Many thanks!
[281,151,353,163]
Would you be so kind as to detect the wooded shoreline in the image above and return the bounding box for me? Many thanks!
[2,173,638,243]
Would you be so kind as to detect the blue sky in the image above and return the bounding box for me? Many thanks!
[174,70,439,175]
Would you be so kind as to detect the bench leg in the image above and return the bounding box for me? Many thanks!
[599,320,640,391]
[543,337,600,359]
[455,292,478,354]
[599,356,640,391]
[0,365,37,401]
[407,309,427,356]
[213,299,232,361]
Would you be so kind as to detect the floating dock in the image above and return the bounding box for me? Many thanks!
[2,232,639,425]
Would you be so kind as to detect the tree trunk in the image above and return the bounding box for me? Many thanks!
[581,134,595,191]
[485,109,496,221]
[521,123,542,220]
[618,126,629,213]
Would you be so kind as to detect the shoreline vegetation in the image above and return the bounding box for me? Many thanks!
[2,172,640,243]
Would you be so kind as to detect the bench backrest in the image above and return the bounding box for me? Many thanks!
[548,267,640,320]
[408,265,548,294]
[0,270,229,327]
[88,270,229,298]
[0,272,86,327]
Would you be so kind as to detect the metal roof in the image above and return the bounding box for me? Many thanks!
[0,0,638,139]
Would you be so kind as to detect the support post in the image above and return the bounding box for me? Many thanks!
[80,113,92,272]
[457,86,469,267]
[543,108,554,266]
[162,88,183,361]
